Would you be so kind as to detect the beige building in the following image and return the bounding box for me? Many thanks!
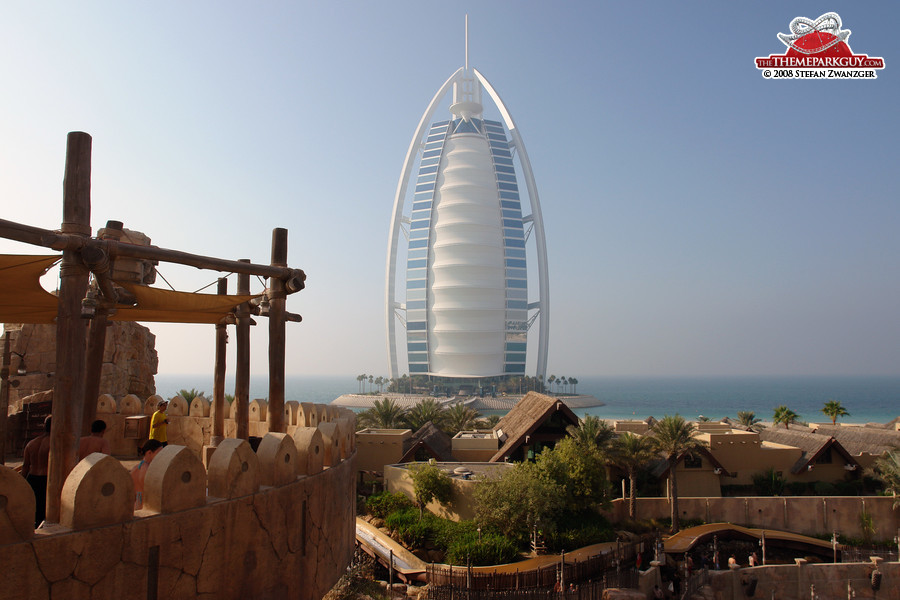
[451,430,499,462]
[385,461,512,521]
[355,428,412,479]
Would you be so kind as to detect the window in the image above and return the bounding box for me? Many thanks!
[816,448,833,464]
[684,454,702,469]
[409,239,427,249]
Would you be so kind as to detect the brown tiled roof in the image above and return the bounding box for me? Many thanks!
[758,425,859,474]
[808,424,900,457]
[489,392,579,462]
[398,421,455,463]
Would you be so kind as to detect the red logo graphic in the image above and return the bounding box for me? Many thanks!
[755,13,885,79]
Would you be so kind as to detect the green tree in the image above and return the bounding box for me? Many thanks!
[821,400,850,425]
[858,508,876,544]
[474,460,564,543]
[870,451,900,508]
[650,415,707,532]
[566,415,615,453]
[569,377,578,394]
[358,397,407,429]
[737,411,763,431]
[356,374,366,394]
[773,405,800,429]
[404,398,447,431]
[608,432,657,520]
[444,403,481,434]
[408,462,454,520]
[368,375,374,393]
[178,388,203,402]
[476,414,502,429]
[535,437,611,515]
[547,375,556,394]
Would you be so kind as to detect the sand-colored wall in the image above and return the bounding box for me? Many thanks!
[0,405,358,600]
[385,463,513,522]
[355,429,411,477]
[451,433,498,462]
[702,558,897,600]
[605,496,898,539]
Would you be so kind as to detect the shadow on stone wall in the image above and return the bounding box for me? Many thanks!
[0,403,357,600]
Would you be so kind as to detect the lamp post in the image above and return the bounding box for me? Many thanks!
[832,531,838,563]
[760,530,766,565]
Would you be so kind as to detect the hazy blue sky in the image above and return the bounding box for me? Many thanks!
[1,2,897,378]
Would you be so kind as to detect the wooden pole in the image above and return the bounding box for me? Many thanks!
[81,307,108,435]
[235,262,251,440]
[267,228,287,434]
[0,331,11,465]
[47,131,92,524]
[211,278,228,446]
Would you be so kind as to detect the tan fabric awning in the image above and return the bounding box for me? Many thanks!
[0,254,258,325]
[0,254,61,323]
[110,282,258,324]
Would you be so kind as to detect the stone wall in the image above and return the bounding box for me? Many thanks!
[4,321,158,411]
[701,558,897,599]
[0,403,357,600]
[605,496,899,539]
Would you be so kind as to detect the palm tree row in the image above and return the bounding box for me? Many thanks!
[357,396,498,435]
[545,374,579,395]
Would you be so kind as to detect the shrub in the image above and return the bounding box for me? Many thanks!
[385,507,430,546]
[446,533,519,566]
[786,482,809,496]
[366,491,414,519]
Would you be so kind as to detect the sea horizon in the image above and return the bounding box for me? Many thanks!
[154,373,900,426]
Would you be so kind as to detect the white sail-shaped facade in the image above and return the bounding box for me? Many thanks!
[386,66,549,380]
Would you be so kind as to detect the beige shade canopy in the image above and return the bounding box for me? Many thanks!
[0,254,258,325]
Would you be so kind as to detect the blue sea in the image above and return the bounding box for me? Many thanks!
[154,374,899,425]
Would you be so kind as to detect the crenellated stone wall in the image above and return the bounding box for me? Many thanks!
[0,403,357,600]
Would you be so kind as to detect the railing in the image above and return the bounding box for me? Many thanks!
[426,537,652,599]
[428,571,639,600]
[841,545,899,563]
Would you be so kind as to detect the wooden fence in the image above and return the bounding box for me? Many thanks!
[427,571,639,600]
[426,536,652,597]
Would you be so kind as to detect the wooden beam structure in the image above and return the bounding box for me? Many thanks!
[211,277,228,446]
[267,228,288,434]
[0,132,307,522]
[235,264,251,441]
[47,131,93,524]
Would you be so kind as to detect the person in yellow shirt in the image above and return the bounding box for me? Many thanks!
[150,399,169,445]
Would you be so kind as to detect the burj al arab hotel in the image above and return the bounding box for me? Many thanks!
[385,36,550,382]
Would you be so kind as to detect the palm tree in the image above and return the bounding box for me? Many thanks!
[444,403,481,434]
[358,397,407,429]
[477,414,502,429]
[566,415,615,452]
[356,374,366,394]
[404,398,447,431]
[870,451,900,508]
[569,377,578,394]
[375,376,385,393]
[821,400,850,425]
[608,432,657,520]
[773,405,800,429]
[178,388,204,402]
[736,411,763,431]
[368,375,374,393]
[650,415,707,532]
[547,375,556,394]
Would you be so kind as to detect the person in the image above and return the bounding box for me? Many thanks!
[728,555,738,568]
[748,551,758,567]
[131,439,164,509]
[653,584,665,599]
[149,399,169,445]
[78,419,111,460]
[22,416,52,527]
